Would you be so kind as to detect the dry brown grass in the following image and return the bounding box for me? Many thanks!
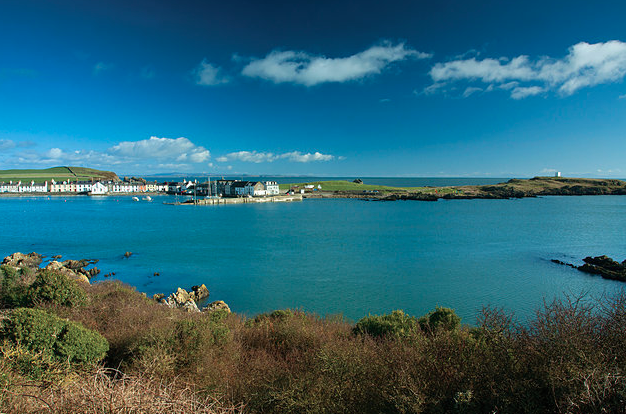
[1,368,243,414]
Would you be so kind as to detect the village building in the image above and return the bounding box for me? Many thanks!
[0,181,20,193]
[90,182,108,195]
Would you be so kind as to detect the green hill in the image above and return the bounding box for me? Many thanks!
[0,166,119,183]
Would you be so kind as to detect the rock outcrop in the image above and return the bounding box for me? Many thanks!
[44,261,90,284]
[190,284,210,301]
[204,300,231,313]
[161,287,200,312]
[578,255,626,282]
[157,284,229,313]
[552,255,626,282]
[2,252,43,270]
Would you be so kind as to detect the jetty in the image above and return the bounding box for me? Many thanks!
[165,194,303,206]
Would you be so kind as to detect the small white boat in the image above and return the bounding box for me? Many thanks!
[142,196,152,201]
[132,196,139,201]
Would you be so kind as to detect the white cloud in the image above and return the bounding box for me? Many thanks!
[619,93,626,99]
[510,86,544,99]
[281,151,334,162]
[242,41,430,86]
[427,41,626,98]
[193,59,229,86]
[5,137,211,171]
[218,150,336,163]
[221,151,279,163]
[109,137,210,162]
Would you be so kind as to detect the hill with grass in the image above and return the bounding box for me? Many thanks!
[0,166,119,183]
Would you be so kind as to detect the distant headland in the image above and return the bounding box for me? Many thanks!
[1,167,625,201]
[285,176,626,201]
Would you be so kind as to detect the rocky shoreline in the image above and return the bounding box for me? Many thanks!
[304,177,626,201]
[1,251,231,313]
[553,255,626,282]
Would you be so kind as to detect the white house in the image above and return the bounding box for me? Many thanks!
[108,182,140,193]
[18,181,48,193]
[50,181,77,192]
[90,182,108,195]
[0,181,20,193]
[264,181,280,195]
[76,181,93,193]
[233,181,266,196]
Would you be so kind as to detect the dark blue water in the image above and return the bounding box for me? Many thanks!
[1,194,625,324]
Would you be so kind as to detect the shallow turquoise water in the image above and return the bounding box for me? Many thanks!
[1,194,625,323]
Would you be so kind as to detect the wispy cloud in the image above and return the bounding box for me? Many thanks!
[0,139,36,150]
[217,150,336,163]
[193,59,229,86]
[427,40,626,98]
[0,139,16,150]
[93,62,114,75]
[242,41,430,86]
[140,65,156,80]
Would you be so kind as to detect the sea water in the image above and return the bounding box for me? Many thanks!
[1,194,625,323]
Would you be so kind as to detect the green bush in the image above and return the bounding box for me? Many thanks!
[353,310,418,338]
[26,270,87,308]
[1,308,108,364]
[0,265,31,307]
[418,306,461,332]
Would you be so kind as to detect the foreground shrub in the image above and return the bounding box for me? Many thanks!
[0,367,242,414]
[0,265,35,308]
[418,306,461,332]
[353,310,418,338]
[26,270,87,308]
[131,310,231,376]
[1,307,108,364]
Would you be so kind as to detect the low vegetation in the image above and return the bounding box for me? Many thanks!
[1,265,626,413]
[279,180,457,195]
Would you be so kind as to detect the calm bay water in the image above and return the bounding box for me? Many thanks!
[1,193,625,323]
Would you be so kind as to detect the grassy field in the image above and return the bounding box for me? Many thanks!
[279,180,457,194]
[0,166,118,183]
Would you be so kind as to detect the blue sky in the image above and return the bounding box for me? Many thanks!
[1,0,625,177]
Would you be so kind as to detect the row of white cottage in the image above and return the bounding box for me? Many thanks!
[0,180,149,194]
[0,179,281,196]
